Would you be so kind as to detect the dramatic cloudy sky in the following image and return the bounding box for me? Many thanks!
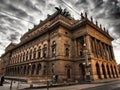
[0,0,120,64]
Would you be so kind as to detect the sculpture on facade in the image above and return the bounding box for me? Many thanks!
[55,6,71,17]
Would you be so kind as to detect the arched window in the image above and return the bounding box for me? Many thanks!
[22,52,25,62]
[26,51,28,60]
[38,46,41,58]
[33,48,36,59]
[52,41,56,57]
[29,49,32,60]
[65,48,69,56]
[43,44,47,58]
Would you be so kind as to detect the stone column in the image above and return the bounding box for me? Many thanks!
[86,35,92,57]
[36,48,38,59]
[92,38,96,57]
[109,65,113,78]
[104,63,109,78]
[47,39,50,58]
[71,38,77,57]
[110,46,115,60]
[94,39,98,57]
[90,60,98,80]
[74,39,78,57]
[115,65,120,78]
[107,46,112,60]
[112,65,117,78]
[99,63,104,79]
[99,42,103,59]
[103,44,107,60]
[90,37,94,53]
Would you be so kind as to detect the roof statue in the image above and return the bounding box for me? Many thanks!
[85,12,87,18]
[90,16,93,22]
[55,6,71,17]
[80,12,84,19]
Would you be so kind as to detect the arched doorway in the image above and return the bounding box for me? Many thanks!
[102,64,107,79]
[106,65,111,78]
[111,65,115,78]
[65,65,71,79]
[23,66,26,75]
[79,63,85,80]
[14,67,17,75]
[20,66,23,75]
[31,64,35,75]
[17,66,20,75]
[36,63,41,75]
[27,65,31,75]
[96,63,101,79]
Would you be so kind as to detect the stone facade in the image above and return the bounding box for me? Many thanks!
[1,9,119,82]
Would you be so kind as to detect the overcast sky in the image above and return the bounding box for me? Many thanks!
[0,0,120,64]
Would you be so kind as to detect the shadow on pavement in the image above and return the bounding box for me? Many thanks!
[113,88,120,90]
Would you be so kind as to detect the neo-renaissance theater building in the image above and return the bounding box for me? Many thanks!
[1,7,119,82]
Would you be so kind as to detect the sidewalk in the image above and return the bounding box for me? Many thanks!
[23,78,120,89]
[0,78,120,90]
[0,82,104,90]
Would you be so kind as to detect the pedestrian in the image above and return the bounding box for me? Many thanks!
[53,75,55,83]
[55,75,58,83]
[0,76,4,86]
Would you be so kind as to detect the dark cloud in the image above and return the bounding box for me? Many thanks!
[6,4,28,18]
[7,33,19,42]
[0,0,120,63]
[75,0,88,6]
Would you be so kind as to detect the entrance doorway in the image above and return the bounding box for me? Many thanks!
[106,65,111,78]
[96,63,101,79]
[79,64,85,80]
[67,69,71,79]
[102,64,107,79]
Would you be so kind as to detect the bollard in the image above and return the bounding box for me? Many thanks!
[10,80,13,90]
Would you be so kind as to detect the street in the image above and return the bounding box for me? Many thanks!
[0,80,120,90]
[82,80,120,90]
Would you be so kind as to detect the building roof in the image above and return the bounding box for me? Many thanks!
[2,7,114,55]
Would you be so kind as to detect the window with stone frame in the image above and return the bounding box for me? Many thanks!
[64,43,70,57]
[52,41,56,57]
[29,49,32,60]
[33,48,36,59]
[20,54,22,62]
[31,64,35,75]
[38,46,41,58]
[78,37,84,57]
[43,44,47,58]
[65,47,69,57]
[43,65,46,75]
[22,52,25,61]
[26,51,28,60]
[51,63,55,73]
[36,64,41,75]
